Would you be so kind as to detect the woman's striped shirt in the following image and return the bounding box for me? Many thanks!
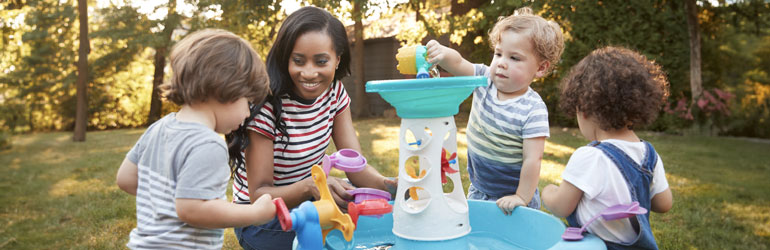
[232,81,350,203]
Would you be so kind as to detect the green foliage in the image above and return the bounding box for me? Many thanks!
[533,0,691,133]
[2,0,769,139]
[402,0,770,138]
[1,0,79,132]
[196,0,284,57]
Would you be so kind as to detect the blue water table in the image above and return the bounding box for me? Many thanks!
[288,45,606,249]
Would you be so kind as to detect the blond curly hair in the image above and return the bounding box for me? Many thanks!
[488,7,565,74]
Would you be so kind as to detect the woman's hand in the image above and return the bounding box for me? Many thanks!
[326,176,355,212]
[384,177,398,200]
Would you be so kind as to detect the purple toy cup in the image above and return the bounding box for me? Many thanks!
[348,188,391,204]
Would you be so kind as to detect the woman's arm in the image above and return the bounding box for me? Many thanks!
[245,131,315,209]
[331,108,391,192]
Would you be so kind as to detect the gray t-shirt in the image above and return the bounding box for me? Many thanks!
[126,113,229,249]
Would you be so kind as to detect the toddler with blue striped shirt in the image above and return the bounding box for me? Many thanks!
[116,29,276,249]
[425,7,564,215]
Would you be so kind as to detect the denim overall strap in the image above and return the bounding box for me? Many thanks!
[567,141,660,250]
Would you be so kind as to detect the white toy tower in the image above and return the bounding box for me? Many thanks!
[366,45,486,241]
[392,116,469,240]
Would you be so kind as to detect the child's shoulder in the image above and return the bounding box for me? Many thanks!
[472,63,491,77]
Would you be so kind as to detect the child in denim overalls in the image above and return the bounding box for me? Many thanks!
[541,47,674,249]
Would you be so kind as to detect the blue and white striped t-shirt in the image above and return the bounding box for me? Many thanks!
[126,113,229,249]
[466,64,550,197]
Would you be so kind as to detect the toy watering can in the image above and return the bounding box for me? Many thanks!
[396,45,434,79]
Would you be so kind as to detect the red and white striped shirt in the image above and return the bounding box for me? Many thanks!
[233,81,350,203]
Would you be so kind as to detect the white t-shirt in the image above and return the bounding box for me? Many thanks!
[562,139,669,244]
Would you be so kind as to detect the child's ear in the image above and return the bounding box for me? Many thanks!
[535,60,550,78]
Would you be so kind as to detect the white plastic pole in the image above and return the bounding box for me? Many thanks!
[392,117,470,241]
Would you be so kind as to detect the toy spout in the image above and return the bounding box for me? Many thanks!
[396,45,433,79]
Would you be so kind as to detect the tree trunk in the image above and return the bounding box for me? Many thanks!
[685,0,703,102]
[449,0,486,62]
[147,46,167,124]
[73,0,89,142]
[351,0,368,118]
[147,0,177,125]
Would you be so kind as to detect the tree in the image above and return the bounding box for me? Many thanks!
[203,0,283,57]
[685,0,704,102]
[7,0,78,131]
[73,0,88,141]
[147,0,179,125]
[351,0,367,117]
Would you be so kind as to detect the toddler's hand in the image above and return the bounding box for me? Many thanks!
[252,193,276,225]
[496,194,526,216]
[425,40,449,65]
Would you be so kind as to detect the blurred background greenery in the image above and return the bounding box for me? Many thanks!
[1,0,769,139]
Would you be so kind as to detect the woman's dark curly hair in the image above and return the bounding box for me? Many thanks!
[559,47,670,130]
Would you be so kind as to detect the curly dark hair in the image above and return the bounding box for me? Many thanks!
[559,47,670,130]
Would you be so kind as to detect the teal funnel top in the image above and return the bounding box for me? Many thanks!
[366,76,487,118]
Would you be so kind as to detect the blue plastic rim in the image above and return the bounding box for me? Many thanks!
[297,200,606,250]
[365,76,487,118]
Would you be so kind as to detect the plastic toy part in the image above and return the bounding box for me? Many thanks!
[309,165,356,243]
[405,162,426,179]
[289,201,323,250]
[365,76,487,119]
[318,200,608,250]
[274,198,292,231]
[348,188,391,204]
[348,199,393,226]
[396,45,433,78]
[282,165,357,250]
[408,186,425,201]
[440,149,459,184]
[321,149,367,176]
[562,202,648,241]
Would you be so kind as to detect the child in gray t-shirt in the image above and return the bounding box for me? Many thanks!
[116,29,273,249]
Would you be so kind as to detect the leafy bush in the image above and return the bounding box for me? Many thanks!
[725,73,770,138]
[661,88,736,136]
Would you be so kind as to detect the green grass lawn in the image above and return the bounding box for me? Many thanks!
[1,116,769,249]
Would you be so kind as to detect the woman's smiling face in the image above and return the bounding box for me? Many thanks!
[288,31,340,100]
